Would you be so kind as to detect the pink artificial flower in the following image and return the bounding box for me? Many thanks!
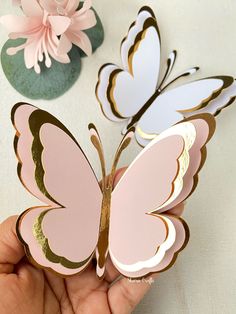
[12,0,21,6]
[1,0,71,73]
[40,0,97,56]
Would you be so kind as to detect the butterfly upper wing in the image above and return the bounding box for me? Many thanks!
[136,76,234,146]
[96,8,161,121]
[109,121,201,278]
[12,103,58,206]
[157,114,215,213]
[96,64,123,122]
[120,6,157,71]
[13,103,102,276]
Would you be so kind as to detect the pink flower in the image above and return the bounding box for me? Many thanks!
[40,0,97,56]
[12,0,21,6]
[0,0,84,73]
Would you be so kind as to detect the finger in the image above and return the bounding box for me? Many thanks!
[166,202,185,216]
[104,256,121,284]
[108,274,157,313]
[44,271,74,313]
[100,167,127,188]
[44,270,66,301]
[113,167,127,187]
[0,215,24,274]
[65,262,109,303]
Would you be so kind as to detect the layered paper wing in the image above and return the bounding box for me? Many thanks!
[157,115,215,213]
[109,121,195,277]
[96,7,160,121]
[136,76,234,146]
[12,103,102,276]
[109,116,215,277]
[120,6,157,72]
[185,80,236,117]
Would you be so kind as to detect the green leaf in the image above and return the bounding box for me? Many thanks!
[79,6,104,57]
[1,38,81,100]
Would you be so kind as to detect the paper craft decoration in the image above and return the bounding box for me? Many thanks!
[12,103,215,278]
[96,6,236,147]
[0,0,104,99]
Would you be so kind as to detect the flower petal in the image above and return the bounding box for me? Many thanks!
[66,0,80,16]
[47,41,70,64]
[48,16,71,36]
[58,34,73,55]
[24,39,40,70]
[49,47,71,64]
[76,0,92,15]
[21,0,43,17]
[71,10,96,31]
[0,15,41,33]
[47,29,70,63]
[12,0,21,6]
[39,0,57,14]
[66,30,92,55]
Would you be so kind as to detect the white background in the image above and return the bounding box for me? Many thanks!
[0,1,236,313]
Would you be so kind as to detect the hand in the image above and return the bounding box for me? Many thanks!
[0,214,156,314]
[0,169,184,314]
[0,169,152,314]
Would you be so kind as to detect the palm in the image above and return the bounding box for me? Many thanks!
[1,265,108,314]
[0,216,153,314]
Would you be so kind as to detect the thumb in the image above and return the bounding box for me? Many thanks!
[0,216,24,274]
[113,167,127,187]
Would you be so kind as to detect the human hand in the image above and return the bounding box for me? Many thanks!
[0,215,157,314]
[0,169,184,314]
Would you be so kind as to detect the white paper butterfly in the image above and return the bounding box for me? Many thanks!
[96,6,236,146]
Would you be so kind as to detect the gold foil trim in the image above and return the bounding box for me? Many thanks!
[13,104,100,270]
[33,209,93,269]
[110,18,160,121]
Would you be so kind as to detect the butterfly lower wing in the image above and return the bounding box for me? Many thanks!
[96,8,161,120]
[185,79,236,117]
[136,76,233,146]
[12,104,102,275]
[17,207,92,276]
[109,122,198,277]
[136,107,183,147]
[110,215,188,278]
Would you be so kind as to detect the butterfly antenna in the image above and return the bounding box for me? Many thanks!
[109,128,135,188]
[161,66,200,92]
[89,124,107,192]
[121,118,132,135]
[158,50,177,91]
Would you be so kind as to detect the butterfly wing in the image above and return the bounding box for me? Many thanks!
[120,6,157,71]
[157,115,215,213]
[185,79,236,117]
[17,206,92,276]
[96,7,161,121]
[109,121,195,277]
[109,117,214,277]
[136,76,234,146]
[12,103,102,276]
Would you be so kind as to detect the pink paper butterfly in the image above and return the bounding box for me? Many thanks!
[12,103,215,278]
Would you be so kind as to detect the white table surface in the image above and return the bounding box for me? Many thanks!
[0,1,236,313]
